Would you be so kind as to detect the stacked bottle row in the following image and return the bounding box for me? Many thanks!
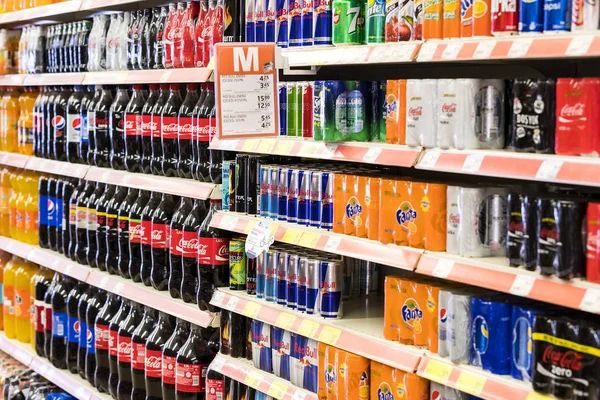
[3,364,79,400]
[0,0,64,14]
[0,87,38,155]
[0,168,39,244]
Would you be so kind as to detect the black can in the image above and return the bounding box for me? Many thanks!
[536,198,558,276]
[247,156,260,215]
[229,159,237,212]
[235,154,248,213]
[220,309,230,355]
[555,200,586,280]
[229,312,246,359]
[522,195,538,271]
[224,0,243,43]
[245,316,252,361]
[246,257,257,296]
[507,192,525,267]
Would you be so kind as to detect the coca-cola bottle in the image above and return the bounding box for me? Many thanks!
[168,197,193,299]
[173,2,187,69]
[145,8,158,70]
[140,192,162,286]
[95,293,120,393]
[124,84,146,173]
[74,180,95,264]
[131,306,158,400]
[127,10,140,70]
[116,301,143,400]
[52,86,72,161]
[200,2,215,68]
[145,311,175,400]
[95,184,116,272]
[181,199,207,303]
[210,0,224,60]
[162,319,190,400]
[34,270,52,357]
[82,85,101,164]
[78,286,98,379]
[93,87,114,167]
[66,86,85,163]
[161,84,183,177]
[78,86,93,162]
[175,324,215,399]
[190,84,207,180]
[195,84,215,182]
[141,84,160,174]
[138,9,151,70]
[105,186,129,275]
[180,1,199,69]
[163,4,178,69]
[109,86,130,170]
[205,367,225,400]
[60,178,76,255]
[67,179,85,259]
[51,275,76,369]
[128,190,150,283]
[177,84,199,179]
[198,199,229,310]
[66,281,88,374]
[193,1,208,68]
[86,182,105,268]
[44,272,59,359]
[108,298,131,397]
[86,289,107,386]
[150,193,178,290]
[154,6,169,69]
[150,84,169,175]
[118,188,139,279]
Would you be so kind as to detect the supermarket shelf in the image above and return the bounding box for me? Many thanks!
[416,148,600,187]
[23,73,85,86]
[0,1,82,25]
[0,74,25,86]
[0,236,34,260]
[0,332,110,400]
[210,353,318,400]
[25,156,90,178]
[211,288,423,373]
[0,152,29,169]
[210,211,423,271]
[210,137,422,168]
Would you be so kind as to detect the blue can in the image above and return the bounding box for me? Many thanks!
[319,260,343,319]
[222,161,231,211]
[271,326,291,380]
[313,0,332,44]
[543,0,571,32]
[306,259,320,314]
[297,170,310,225]
[302,0,313,46]
[309,171,322,228]
[251,320,273,373]
[519,0,544,32]
[265,250,278,302]
[279,82,287,136]
[276,0,289,48]
[470,297,512,375]
[269,166,279,219]
[246,0,256,42]
[278,167,290,221]
[260,165,270,218]
[277,251,289,306]
[511,305,539,382]
[257,252,266,299]
[321,171,334,230]
[266,0,276,42]
[289,0,303,46]
[255,0,267,41]
[287,169,299,224]
[290,334,319,392]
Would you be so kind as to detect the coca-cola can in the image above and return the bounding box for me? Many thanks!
[406,79,438,147]
[492,0,519,34]
[572,0,600,30]
[437,79,458,149]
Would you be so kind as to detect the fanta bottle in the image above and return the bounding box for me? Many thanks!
[7,169,19,239]
[15,259,37,343]
[22,171,38,244]
[0,89,7,150]
[0,250,11,331]
[2,87,20,153]
[0,166,12,236]
[14,170,26,241]
[19,88,36,155]
[2,255,17,338]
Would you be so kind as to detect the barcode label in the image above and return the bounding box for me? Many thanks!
[193,376,199,386]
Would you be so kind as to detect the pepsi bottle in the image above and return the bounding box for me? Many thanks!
[78,286,97,379]
[34,271,52,357]
[118,188,139,279]
[140,84,160,174]
[95,184,116,272]
[168,197,193,299]
[150,193,178,291]
[93,87,113,167]
[144,311,174,400]
[109,86,130,170]
[160,83,182,177]
[162,319,190,400]
[105,186,129,275]
[86,289,106,386]
[177,84,199,179]
[117,301,143,400]
[46,177,58,251]
[44,272,59,359]
[86,182,106,268]
[66,281,88,373]
[50,275,76,369]
[52,86,72,161]
[124,84,146,173]
[95,293,120,393]
[66,86,85,163]
[109,299,131,398]
[128,190,149,283]
[140,191,162,286]
[44,87,58,159]
[82,85,101,164]
[130,306,157,400]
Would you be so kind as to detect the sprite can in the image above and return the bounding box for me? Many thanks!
[332,0,366,45]
[366,0,386,42]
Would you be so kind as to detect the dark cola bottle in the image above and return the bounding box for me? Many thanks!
[66,86,85,163]
[108,299,131,398]
[138,9,150,70]
[66,281,88,374]
[79,86,95,164]
[206,366,225,400]
[86,289,106,386]
[32,89,45,158]
[150,84,169,175]
[110,86,130,170]
[161,84,183,177]
[34,269,52,357]
[181,199,207,304]
[95,184,116,272]
[198,199,230,311]
[44,87,57,159]
[154,6,169,69]
[85,86,102,165]
[78,286,97,379]
[117,301,143,400]
[95,293,120,393]
[59,178,75,255]
[44,272,60,359]
[145,311,175,400]
[105,186,129,275]
[52,86,72,161]
[74,180,95,264]
[144,8,159,70]
[175,324,215,399]
[127,10,140,70]
[93,87,113,167]
[195,83,214,182]
[177,84,199,179]
[150,193,178,290]
[130,306,158,400]
[162,319,190,400]
[128,190,149,283]
[86,182,105,268]
[118,188,139,279]
[67,179,85,259]
[190,84,207,180]
[140,84,160,174]
[168,197,194,299]
[38,175,50,248]
[50,275,76,369]
[140,191,162,286]
[124,84,146,173]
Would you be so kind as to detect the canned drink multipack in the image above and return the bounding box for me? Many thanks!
[271,325,291,380]
[491,0,518,34]
[470,297,512,375]
[251,320,273,373]
[438,288,472,363]
[370,360,429,399]
[290,333,319,393]
[572,0,600,30]
[587,202,600,283]
[318,343,370,400]
[543,0,572,32]
[511,305,540,382]
[406,79,438,148]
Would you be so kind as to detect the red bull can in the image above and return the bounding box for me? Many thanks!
[278,167,290,221]
[320,260,343,319]
[321,171,334,230]
[289,0,304,46]
[276,0,290,47]
[255,0,267,41]
[313,0,333,44]
[302,0,314,45]
[302,82,314,138]
[251,320,273,373]
[260,165,270,218]
[287,169,300,224]
[271,326,291,380]
[297,256,309,312]
[277,250,289,306]
[306,258,320,314]
[269,166,279,219]
[290,334,318,392]
[309,171,322,228]
[265,249,278,302]
[298,170,311,226]
[246,0,256,42]
[257,252,266,299]
[266,0,277,41]
[287,253,300,309]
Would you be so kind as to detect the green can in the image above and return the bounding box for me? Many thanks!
[286,82,300,137]
[333,0,367,45]
[229,239,246,290]
[366,0,386,43]
[379,80,387,142]
[346,81,370,142]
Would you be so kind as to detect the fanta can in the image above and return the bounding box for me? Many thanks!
[424,0,444,38]
[343,174,360,236]
[443,0,462,37]
[385,80,400,144]
[379,179,398,245]
[473,0,492,35]
[337,348,370,400]
[333,173,349,234]
[370,360,429,400]
[366,177,380,241]
[461,0,474,35]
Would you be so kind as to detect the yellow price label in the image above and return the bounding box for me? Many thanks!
[242,139,260,152]
[298,319,320,338]
[527,392,554,400]
[422,359,453,384]
[269,223,280,238]
[282,228,303,244]
[455,370,486,396]
[274,140,295,155]
[298,231,321,249]
[242,302,261,319]
[244,371,262,388]
[244,220,259,234]
[275,313,296,331]
[267,381,288,399]
[318,326,342,346]
[257,139,276,154]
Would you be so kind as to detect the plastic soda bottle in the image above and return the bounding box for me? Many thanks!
[0,166,12,236]
[2,87,21,153]
[8,169,19,239]
[15,260,37,343]
[3,255,17,338]
[23,171,38,244]
[0,250,11,331]
[14,170,26,241]
[18,88,36,155]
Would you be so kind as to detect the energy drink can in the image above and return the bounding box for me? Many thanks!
[309,171,322,228]
[265,250,278,302]
[269,166,279,219]
[266,0,277,41]
[289,0,303,46]
[287,253,300,310]
[247,257,257,295]
[302,0,314,45]
[271,326,291,380]
[222,161,231,211]
[276,0,290,47]
[297,256,309,312]
[257,252,266,299]
[313,0,333,44]
[307,259,320,314]
[287,169,300,224]
[287,82,301,136]
[290,333,319,392]
[251,320,273,373]
[277,251,289,306]
[302,82,314,138]
[320,260,343,319]
[298,170,311,226]
[246,0,256,42]
[260,166,270,218]
[278,167,290,221]
[229,160,237,212]
[255,0,267,41]
[235,154,248,213]
[247,156,260,215]
[321,172,334,230]
[279,83,287,136]
[229,239,246,290]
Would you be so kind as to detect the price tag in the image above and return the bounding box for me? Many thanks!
[246,220,272,258]
[421,359,453,384]
[418,43,437,61]
[297,142,317,157]
[226,296,240,311]
[441,42,463,60]
[566,35,594,56]
[291,390,308,400]
[212,291,226,306]
[432,258,454,279]
[298,320,320,338]
[324,236,342,253]
[210,356,226,372]
[535,159,563,181]
[456,370,486,396]
[508,38,533,58]
[509,275,536,297]
[274,140,295,155]
[282,228,303,244]
[242,302,262,318]
[318,326,342,345]
[242,139,260,152]
[527,391,554,400]
[244,370,263,388]
[362,147,382,163]
[580,289,600,313]
[298,232,321,249]
[324,143,339,157]
[462,154,484,173]
[220,215,239,232]
[473,41,496,59]
[275,313,296,330]
[113,282,125,294]
[98,276,110,289]
[257,139,276,154]
[419,150,440,168]
[267,381,289,399]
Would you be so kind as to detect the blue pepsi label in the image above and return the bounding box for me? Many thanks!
[39,195,49,226]
[81,113,89,143]
[52,312,68,338]
[78,321,88,348]
[55,198,63,229]
[47,197,56,227]
[86,326,95,354]
[543,0,571,31]
[67,316,80,343]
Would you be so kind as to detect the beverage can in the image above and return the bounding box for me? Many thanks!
[290,0,304,46]
[266,0,277,41]
[385,0,415,41]
[436,79,458,149]
[269,166,279,218]
[475,79,505,149]
[260,165,271,218]
[246,0,256,42]
[406,79,438,147]
[370,360,429,399]
[314,0,334,44]
[543,0,571,31]
[229,239,246,290]
[473,0,492,35]
[251,320,273,372]
[470,297,512,375]
[278,82,287,136]
[519,0,544,31]
[287,252,300,309]
[343,174,359,236]
[333,0,366,44]
[265,249,278,302]
[511,305,539,382]
[367,0,386,42]
[297,256,308,312]
[333,173,348,234]
[572,0,600,30]
[276,0,290,47]
[423,183,447,251]
[277,250,289,306]
[587,203,600,283]
[327,80,348,142]
[555,200,586,279]
[313,81,325,141]
[425,0,444,38]
[320,260,343,319]
[309,171,323,228]
[302,0,314,45]
[255,0,267,42]
[354,175,368,238]
[448,291,472,364]
[287,169,300,224]
[321,171,334,230]
[257,251,266,299]
[287,82,302,137]
[302,81,314,138]
[366,177,380,241]
[298,170,311,225]
[492,0,518,33]
[290,333,318,392]
[306,258,320,314]
[462,0,475,35]
[271,326,291,379]
[278,167,290,221]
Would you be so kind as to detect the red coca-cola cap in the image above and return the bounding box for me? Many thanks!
[132,84,143,90]
[160,83,169,90]
[186,83,198,91]
[170,83,181,90]
[149,84,159,90]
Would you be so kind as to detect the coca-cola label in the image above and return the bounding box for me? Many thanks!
[170,228,184,256]
[131,342,146,370]
[145,349,163,378]
[198,237,230,265]
[87,209,98,232]
[163,355,177,385]
[533,331,588,384]
[181,230,200,258]
[206,378,225,400]
[175,363,206,393]
[141,219,152,245]
[560,103,585,118]
[162,116,179,139]
[118,215,129,233]
[179,117,194,140]
[106,214,118,230]
[95,323,110,350]
[125,114,139,137]
[141,114,153,137]
[151,223,170,249]
[45,305,52,332]
[196,117,216,142]
[97,212,106,228]
[117,335,133,363]
[109,329,119,357]
[129,219,143,244]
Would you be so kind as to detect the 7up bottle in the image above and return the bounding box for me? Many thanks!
[332,0,367,44]
[367,0,386,42]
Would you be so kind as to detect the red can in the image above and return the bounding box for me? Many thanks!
[587,203,600,283]
[491,0,518,34]
[301,81,314,138]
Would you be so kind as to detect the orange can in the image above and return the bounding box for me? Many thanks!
[398,80,407,145]
[383,276,402,342]
[366,177,380,241]
[461,0,474,37]
[472,0,492,36]
[338,350,370,400]
[333,173,349,235]
[423,183,447,251]
[325,345,338,399]
[318,342,328,400]
[379,179,398,245]
[385,80,400,144]
[354,175,369,238]
[443,0,461,38]
[393,180,423,247]
[423,283,441,353]
[343,174,360,236]
[408,182,426,249]
[370,360,430,400]
[424,0,443,39]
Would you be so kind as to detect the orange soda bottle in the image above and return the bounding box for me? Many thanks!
[7,169,19,239]
[15,259,37,343]
[3,87,20,153]
[0,250,10,331]
[14,170,26,241]
[18,87,36,155]
[0,166,12,236]
[3,255,17,338]
[23,171,38,244]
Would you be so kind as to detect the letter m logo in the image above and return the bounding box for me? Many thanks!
[233,47,259,72]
